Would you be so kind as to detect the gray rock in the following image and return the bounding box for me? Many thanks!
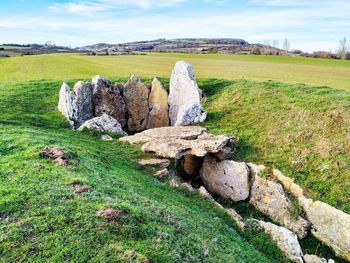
[147,77,169,128]
[78,113,127,136]
[101,134,113,141]
[249,169,310,238]
[175,103,207,126]
[92,75,127,127]
[200,156,250,202]
[298,196,350,261]
[58,82,73,121]
[253,220,304,263]
[168,61,203,126]
[124,75,150,132]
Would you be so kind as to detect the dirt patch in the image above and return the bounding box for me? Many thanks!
[96,208,130,222]
[71,183,92,194]
[41,147,78,167]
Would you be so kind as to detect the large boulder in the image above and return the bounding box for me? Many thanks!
[252,220,304,263]
[298,197,350,261]
[58,81,94,129]
[168,61,204,126]
[78,113,127,136]
[92,75,127,127]
[200,156,250,202]
[175,103,207,126]
[249,165,310,238]
[124,75,150,132]
[147,77,169,129]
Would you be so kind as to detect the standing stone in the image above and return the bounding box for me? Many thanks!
[72,81,94,128]
[298,197,350,261]
[200,156,250,202]
[92,75,127,127]
[147,77,169,128]
[175,103,207,126]
[168,61,203,126]
[124,75,150,132]
[58,82,73,120]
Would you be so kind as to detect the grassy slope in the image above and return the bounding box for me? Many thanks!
[1,53,350,89]
[201,79,350,213]
[0,80,291,262]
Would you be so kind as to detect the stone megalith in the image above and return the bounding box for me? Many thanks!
[124,75,150,132]
[147,77,169,129]
[175,103,207,126]
[168,61,204,126]
[78,113,127,136]
[92,75,127,128]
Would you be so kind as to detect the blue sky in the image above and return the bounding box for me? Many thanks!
[0,0,349,52]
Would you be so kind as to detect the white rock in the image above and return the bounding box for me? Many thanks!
[298,196,350,261]
[168,61,203,126]
[175,103,207,126]
[200,156,250,202]
[58,82,73,120]
[78,113,127,136]
[154,169,169,178]
[71,81,94,128]
[101,134,113,141]
[303,254,327,263]
[253,220,304,263]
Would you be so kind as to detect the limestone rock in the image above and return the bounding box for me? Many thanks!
[124,75,150,132]
[78,113,127,136]
[213,146,232,161]
[273,169,304,197]
[226,208,248,231]
[101,134,113,141]
[92,75,127,127]
[58,82,73,120]
[200,156,250,202]
[139,159,170,168]
[154,168,169,178]
[174,103,207,126]
[253,220,304,263]
[249,171,310,238]
[147,77,169,128]
[298,196,350,261]
[168,61,203,126]
[198,186,214,201]
[180,182,195,192]
[303,255,327,263]
[72,81,94,128]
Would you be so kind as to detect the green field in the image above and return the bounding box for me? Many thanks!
[1,53,349,262]
[1,53,350,89]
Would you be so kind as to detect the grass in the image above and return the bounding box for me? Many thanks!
[0,79,294,262]
[0,53,350,89]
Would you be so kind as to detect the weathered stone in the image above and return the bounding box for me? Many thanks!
[200,156,250,202]
[273,169,304,197]
[249,170,310,238]
[124,75,150,132]
[154,168,169,178]
[303,255,327,263]
[139,159,170,168]
[58,82,73,120]
[175,103,207,126]
[168,61,203,126]
[147,77,169,129]
[213,146,232,161]
[78,113,127,136]
[101,134,113,141]
[226,208,248,231]
[72,81,94,128]
[92,75,127,127]
[180,182,195,192]
[252,220,304,263]
[198,186,214,201]
[298,196,350,261]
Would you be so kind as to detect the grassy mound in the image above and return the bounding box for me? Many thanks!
[0,80,290,262]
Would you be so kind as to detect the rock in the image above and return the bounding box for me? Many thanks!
[154,169,169,178]
[198,186,214,201]
[58,82,73,120]
[168,61,203,126]
[41,147,75,167]
[72,81,94,128]
[298,196,350,261]
[147,77,169,128]
[249,171,310,238]
[169,178,180,188]
[120,126,232,160]
[200,156,250,202]
[92,75,127,127]
[78,113,127,136]
[101,134,113,141]
[139,159,170,168]
[273,169,304,197]
[174,103,207,126]
[176,155,203,177]
[226,208,248,231]
[180,182,195,192]
[252,220,304,263]
[124,75,150,132]
[303,255,327,263]
[213,146,232,161]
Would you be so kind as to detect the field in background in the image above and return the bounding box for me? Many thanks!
[1,53,350,89]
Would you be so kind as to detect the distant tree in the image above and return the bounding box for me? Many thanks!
[283,38,291,52]
[272,40,279,55]
[337,37,349,60]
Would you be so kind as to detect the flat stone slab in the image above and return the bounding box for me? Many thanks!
[139,159,170,168]
[120,126,232,159]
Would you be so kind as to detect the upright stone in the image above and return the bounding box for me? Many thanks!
[58,82,73,120]
[124,76,150,132]
[92,75,127,128]
[168,61,203,126]
[147,77,169,128]
[72,81,94,128]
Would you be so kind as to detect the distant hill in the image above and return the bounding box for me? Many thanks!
[79,38,283,55]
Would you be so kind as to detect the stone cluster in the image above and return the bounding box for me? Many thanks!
[58,61,207,135]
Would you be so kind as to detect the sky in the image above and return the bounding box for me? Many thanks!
[0,0,349,52]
